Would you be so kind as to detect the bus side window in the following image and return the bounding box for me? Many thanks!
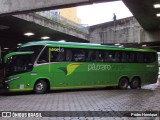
[115,52,121,62]
[123,52,134,63]
[128,52,135,63]
[110,52,116,62]
[143,53,147,63]
[104,51,112,62]
[88,51,103,62]
[73,49,85,62]
[150,52,156,63]
[52,51,65,62]
[121,52,127,62]
[66,49,72,61]
[143,52,156,63]
[86,50,96,62]
[96,51,104,62]
[136,52,143,63]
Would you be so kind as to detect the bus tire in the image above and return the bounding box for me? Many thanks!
[130,77,140,89]
[34,80,47,94]
[118,77,129,90]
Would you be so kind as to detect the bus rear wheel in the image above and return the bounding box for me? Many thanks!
[34,80,47,94]
[130,77,140,89]
[118,77,129,90]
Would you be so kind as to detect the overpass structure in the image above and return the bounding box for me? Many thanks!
[122,0,160,48]
[0,0,158,31]
[123,0,160,30]
[0,0,160,49]
[0,0,118,15]
[0,13,89,52]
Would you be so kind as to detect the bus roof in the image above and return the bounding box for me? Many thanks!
[19,40,156,52]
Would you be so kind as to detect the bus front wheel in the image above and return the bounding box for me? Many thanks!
[130,77,140,89]
[34,80,47,94]
[118,77,129,90]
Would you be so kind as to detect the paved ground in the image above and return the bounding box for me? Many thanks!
[0,84,159,120]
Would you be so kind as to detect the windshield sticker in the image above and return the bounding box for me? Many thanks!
[49,48,64,52]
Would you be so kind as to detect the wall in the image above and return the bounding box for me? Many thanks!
[89,17,142,44]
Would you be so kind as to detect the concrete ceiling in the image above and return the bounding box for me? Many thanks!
[0,15,88,52]
[123,0,160,31]
[0,0,159,31]
[0,0,119,16]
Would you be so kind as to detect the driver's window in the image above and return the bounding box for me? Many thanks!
[37,47,49,64]
[37,47,66,64]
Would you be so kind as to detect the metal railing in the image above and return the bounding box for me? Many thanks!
[36,12,89,33]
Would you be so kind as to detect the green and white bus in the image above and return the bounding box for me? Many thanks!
[2,41,158,94]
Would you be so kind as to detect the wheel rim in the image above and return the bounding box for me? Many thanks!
[133,80,139,87]
[121,81,127,87]
[36,83,44,91]
[119,78,128,89]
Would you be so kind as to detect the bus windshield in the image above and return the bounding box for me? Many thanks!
[5,54,34,77]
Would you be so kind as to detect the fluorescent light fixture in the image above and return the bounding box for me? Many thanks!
[153,4,160,8]
[59,40,66,42]
[24,32,34,36]
[156,13,160,17]
[0,25,9,30]
[114,43,120,46]
[4,48,9,50]
[119,45,124,48]
[41,36,50,40]
[17,43,22,46]
[142,44,147,47]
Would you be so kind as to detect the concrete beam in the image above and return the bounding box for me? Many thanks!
[14,13,89,40]
[0,0,118,16]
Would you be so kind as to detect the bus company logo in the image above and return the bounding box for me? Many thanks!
[59,63,83,76]
[88,63,111,71]
[49,48,64,52]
